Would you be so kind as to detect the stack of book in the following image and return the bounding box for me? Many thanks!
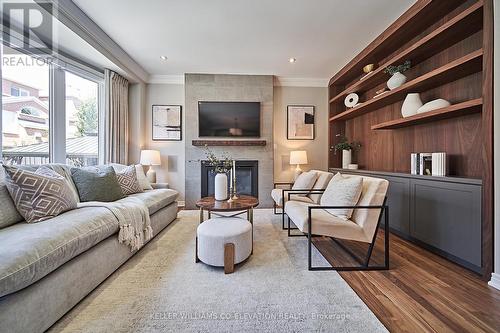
[410,152,446,176]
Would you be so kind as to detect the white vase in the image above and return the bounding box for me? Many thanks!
[401,93,423,118]
[214,173,228,201]
[417,98,451,114]
[387,72,407,90]
[342,150,352,169]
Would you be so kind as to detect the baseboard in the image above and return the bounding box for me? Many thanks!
[488,272,500,290]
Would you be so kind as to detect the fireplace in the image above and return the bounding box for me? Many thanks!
[201,160,258,198]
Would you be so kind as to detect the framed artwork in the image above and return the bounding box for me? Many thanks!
[287,105,315,140]
[152,105,182,141]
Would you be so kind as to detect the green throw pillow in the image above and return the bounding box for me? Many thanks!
[71,166,125,202]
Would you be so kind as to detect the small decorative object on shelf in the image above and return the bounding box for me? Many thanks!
[344,93,360,108]
[348,163,359,170]
[384,60,411,90]
[334,134,361,169]
[402,93,423,118]
[204,146,233,201]
[363,63,375,74]
[374,87,388,97]
[417,98,451,114]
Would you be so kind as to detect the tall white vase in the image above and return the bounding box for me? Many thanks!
[387,72,407,90]
[214,173,228,201]
[342,150,352,169]
[401,93,423,118]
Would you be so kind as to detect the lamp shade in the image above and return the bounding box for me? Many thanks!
[140,150,161,166]
[289,150,308,165]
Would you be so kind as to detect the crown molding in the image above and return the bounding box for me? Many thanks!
[148,75,185,85]
[274,76,329,87]
[40,0,149,83]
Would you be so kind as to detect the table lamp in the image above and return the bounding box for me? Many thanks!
[140,150,161,183]
[290,150,308,180]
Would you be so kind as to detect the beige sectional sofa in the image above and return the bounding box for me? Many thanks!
[0,164,179,333]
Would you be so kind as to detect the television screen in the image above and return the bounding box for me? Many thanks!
[198,101,261,137]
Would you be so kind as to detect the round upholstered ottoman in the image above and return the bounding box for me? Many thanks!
[197,217,252,273]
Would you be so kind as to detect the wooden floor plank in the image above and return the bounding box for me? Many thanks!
[311,231,500,333]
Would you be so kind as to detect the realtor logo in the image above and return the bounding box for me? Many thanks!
[2,1,53,54]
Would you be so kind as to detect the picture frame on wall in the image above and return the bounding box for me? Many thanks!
[287,105,315,140]
[152,105,182,141]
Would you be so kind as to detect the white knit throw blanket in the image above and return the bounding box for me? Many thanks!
[78,197,153,251]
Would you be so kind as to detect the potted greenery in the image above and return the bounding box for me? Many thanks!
[334,135,361,169]
[384,60,411,90]
[204,146,233,201]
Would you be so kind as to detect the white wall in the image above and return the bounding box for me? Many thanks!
[145,83,185,201]
[490,0,500,290]
[273,86,329,181]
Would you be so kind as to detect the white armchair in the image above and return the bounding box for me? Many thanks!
[271,170,333,229]
[284,175,389,271]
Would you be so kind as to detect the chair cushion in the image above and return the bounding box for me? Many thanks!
[308,170,334,204]
[3,165,78,223]
[285,201,369,243]
[0,207,119,297]
[291,170,318,196]
[127,189,178,215]
[320,173,363,220]
[271,188,314,206]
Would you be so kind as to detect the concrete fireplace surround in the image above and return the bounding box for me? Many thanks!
[184,74,274,209]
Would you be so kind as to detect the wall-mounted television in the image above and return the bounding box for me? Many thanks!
[198,101,261,137]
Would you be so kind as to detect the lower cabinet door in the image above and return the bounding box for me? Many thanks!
[384,176,410,235]
[409,179,482,271]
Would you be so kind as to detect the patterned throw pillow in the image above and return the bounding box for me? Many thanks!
[320,173,363,220]
[116,165,143,195]
[2,165,78,223]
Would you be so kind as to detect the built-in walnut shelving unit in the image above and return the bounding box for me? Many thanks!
[327,0,493,279]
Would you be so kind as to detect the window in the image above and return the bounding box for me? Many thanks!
[1,45,104,166]
[2,47,50,165]
[65,71,99,167]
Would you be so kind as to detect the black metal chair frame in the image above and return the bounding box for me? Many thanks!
[286,191,389,271]
[272,182,293,215]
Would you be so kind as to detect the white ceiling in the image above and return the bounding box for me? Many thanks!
[73,0,415,83]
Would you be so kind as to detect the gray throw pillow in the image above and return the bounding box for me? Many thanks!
[2,165,78,223]
[116,165,143,195]
[71,166,124,202]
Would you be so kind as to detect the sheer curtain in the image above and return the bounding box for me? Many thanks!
[104,69,129,164]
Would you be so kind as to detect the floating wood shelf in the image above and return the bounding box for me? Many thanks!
[328,1,484,105]
[329,49,483,122]
[192,140,267,147]
[371,99,483,130]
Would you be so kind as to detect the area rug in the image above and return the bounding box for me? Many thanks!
[49,209,387,332]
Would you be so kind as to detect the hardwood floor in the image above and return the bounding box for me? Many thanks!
[312,231,500,332]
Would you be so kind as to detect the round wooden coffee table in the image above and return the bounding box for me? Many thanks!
[195,195,259,223]
[195,195,259,263]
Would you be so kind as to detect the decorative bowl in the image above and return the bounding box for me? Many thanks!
[363,64,375,73]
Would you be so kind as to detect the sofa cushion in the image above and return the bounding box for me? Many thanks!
[0,206,119,297]
[111,164,153,190]
[127,189,178,215]
[116,165,143,195]
[0,181,23,228]
[3,165,78,223]
[320,173,363,220]
[285,201,368,242]
[71,166,125,202]
[271,188,314,207]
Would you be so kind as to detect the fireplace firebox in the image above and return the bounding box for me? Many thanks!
[201,160,258,198]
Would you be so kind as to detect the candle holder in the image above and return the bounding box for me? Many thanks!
[231,172,238,200]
